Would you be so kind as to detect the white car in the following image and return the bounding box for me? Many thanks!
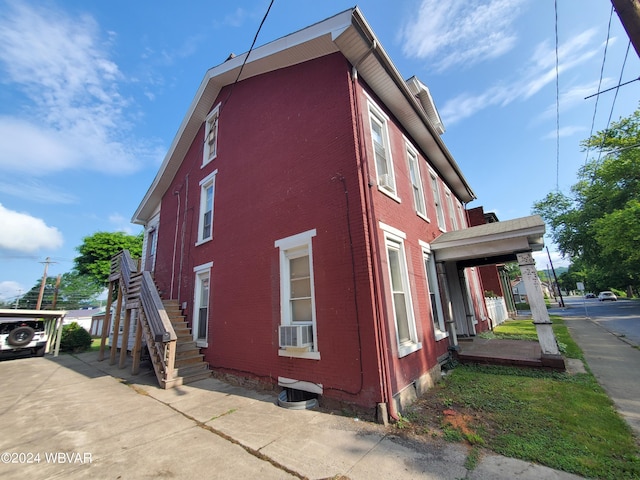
[0,318,48,357]
[598,291,617,302]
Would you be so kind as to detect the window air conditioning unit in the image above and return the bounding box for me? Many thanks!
[279,325,313,349]
[378,173,393,189]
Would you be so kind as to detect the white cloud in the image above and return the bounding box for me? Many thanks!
[542,125,586,140]
[439,28,600,125]
[0,179,77,204]
[0,280,24,302]
[533,249,570,269]
[108,213,135,234]
[0,2,151,175]
[0,203,63,253]
[400,0,527,72]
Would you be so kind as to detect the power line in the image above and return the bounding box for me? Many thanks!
[584,75,640,99]
[585,4,614,165]
[221,0,275,111]
[554,0,560,190]
[604,42,632,137]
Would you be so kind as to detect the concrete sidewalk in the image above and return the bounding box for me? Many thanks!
[0,352,583,479]
[563,315,640,440]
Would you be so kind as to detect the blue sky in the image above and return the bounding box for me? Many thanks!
[0,0,638,302]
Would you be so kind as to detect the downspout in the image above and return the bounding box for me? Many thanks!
[170,189,181,299]
[350,40,399,422]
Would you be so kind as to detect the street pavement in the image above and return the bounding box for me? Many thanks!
[0,351,585,480]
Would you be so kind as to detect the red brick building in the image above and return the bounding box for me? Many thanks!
[132,8,552,420]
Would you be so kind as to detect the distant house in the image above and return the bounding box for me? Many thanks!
[63,308,101,332]
[118,7,558,420]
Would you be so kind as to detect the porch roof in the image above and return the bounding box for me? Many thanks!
[430,215,545,266]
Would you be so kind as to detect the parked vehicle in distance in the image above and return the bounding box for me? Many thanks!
[585,293,596,299]
[598,291,617,302]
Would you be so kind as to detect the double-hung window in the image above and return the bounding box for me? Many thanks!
[197,170,217,245]
[406,143,426,218]
[380,223,421,357]
[430,173,446,231]
[368,101,397,197]
[445,191,458,230]
[275,229,319,359]
[420,241,447,340]
[203,104,220,166]
[193,262,212,347]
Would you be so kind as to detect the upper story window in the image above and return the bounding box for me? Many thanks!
[196,170,218,245]
[367,101,398,199]
[430,173,446,231]
[203,104,220,167]
[445,191,458,230]
[406,143,427,219]
[275,229,320,360]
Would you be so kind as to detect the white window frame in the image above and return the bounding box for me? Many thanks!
[430,173,446,231]
[196,169,218,245]
[193,261,213,348]
[380,222,421,358]
[142,213,159,272]
[405,141,427,219]
[203,103,220,167]
[367,99,399,202]
[457,202,466,228]
[419,240,448,341]
[445,190,458,230]
[275,229,320,360]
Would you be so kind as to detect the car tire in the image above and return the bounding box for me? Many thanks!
[7,326,35,347]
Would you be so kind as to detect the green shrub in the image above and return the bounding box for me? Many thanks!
[60,322,92,353]
[515,302,530,310]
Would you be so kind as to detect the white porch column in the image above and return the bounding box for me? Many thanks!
[516,252,564,368]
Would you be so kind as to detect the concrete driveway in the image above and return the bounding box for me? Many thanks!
[0,352,584,479]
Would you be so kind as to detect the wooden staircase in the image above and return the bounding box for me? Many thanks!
[100,251,211,389]
[162,300,211,387]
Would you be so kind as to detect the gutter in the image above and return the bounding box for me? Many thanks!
[349,7,476,203]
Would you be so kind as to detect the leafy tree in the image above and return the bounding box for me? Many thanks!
[503,262,521,280]
[533,107,640,294]
[74,231,143,286]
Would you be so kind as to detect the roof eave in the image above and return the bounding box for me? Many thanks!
[132,7,476,224]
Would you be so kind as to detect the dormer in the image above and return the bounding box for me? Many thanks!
[406,76,445,135]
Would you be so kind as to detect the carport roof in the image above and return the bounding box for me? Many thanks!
[0,309,67,319]
[430,215,545,266]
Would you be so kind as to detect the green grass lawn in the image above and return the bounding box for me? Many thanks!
[401,317,640,479]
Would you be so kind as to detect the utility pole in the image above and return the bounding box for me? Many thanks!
[36,257,56,310]
[612,0,640,58]
[51,274,62,309]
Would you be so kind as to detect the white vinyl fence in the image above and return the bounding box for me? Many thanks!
[484,297,509,327]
